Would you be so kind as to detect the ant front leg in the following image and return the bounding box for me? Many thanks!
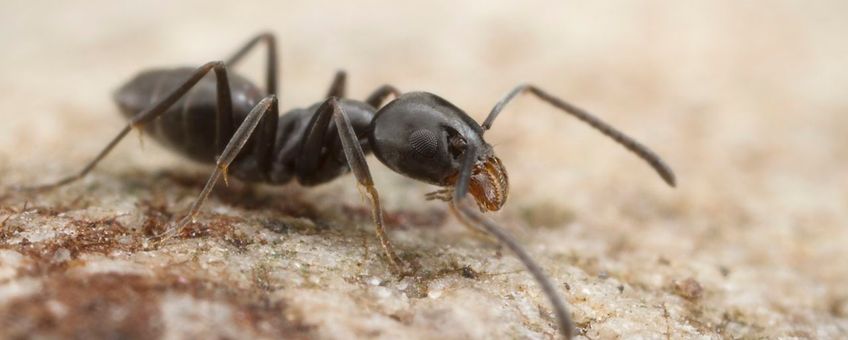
[365,85,402,109]
[19,61,235,192]
[300,97,406,274]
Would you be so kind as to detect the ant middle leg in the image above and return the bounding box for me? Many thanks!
[222,33,281,181]
[159,95,279,241]
[325,70,347,98]
[20,61,235,192]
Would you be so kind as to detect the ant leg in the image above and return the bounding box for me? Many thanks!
[21,61,235,192]
[300,97,405,274]
[450,149,575,339]
[325,70,347,98]
[223,33,280,176]
[159,95,278,240]
[365,85,401,109]
[329,97,405,273]
[226,32,278,96]
[482,84,676,187]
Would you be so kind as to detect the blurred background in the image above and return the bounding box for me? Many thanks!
[1,0,846,338]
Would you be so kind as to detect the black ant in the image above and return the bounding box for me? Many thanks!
[20,32,676,338]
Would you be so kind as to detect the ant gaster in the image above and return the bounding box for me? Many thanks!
[23,33,676,339]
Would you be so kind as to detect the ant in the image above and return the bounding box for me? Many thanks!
[20,32,676,338]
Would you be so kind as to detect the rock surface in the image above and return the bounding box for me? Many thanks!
[1,1,847,338]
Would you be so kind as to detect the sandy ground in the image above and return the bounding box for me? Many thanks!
[1,1,847,339]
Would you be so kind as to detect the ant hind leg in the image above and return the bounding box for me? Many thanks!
[226,32,279,96]
[18,61,235,193]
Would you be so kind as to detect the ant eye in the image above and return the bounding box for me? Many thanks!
[447,132,467,159]
[409,129,438,159]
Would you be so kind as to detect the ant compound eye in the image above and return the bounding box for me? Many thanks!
[447,130,467,159]
[408,129,439,159]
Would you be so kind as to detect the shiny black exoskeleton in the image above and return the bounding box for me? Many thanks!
[114,68,501,190]
[27,33,677,339]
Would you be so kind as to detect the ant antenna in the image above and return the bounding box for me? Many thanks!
[482,84,676,187]
[452,148,575,339]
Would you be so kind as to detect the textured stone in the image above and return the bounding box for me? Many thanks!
[1,1,846,338]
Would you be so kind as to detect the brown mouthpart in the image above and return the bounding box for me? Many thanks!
[466,156,509,212]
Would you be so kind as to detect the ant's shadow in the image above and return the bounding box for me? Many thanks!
[142,169,447,235]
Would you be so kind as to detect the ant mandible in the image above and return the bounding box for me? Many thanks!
[22,32,676,339]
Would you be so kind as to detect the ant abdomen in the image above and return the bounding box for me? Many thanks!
[114,67,264,164]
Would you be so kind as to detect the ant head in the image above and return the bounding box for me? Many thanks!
[369,92,508,211]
